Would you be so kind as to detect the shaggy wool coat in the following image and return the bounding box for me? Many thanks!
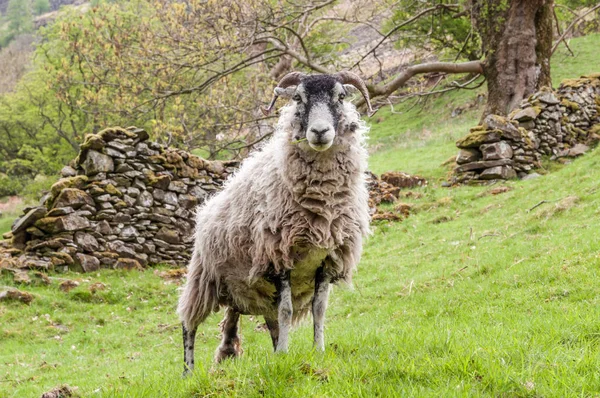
[178,101,370,330]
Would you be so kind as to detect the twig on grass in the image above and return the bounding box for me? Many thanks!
[527,197,565,212]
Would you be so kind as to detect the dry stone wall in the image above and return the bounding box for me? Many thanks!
[454,73,600,183]
[2,127,237,272]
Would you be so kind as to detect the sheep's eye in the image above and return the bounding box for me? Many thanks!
[293,94,302,102]
[339,93,346,101]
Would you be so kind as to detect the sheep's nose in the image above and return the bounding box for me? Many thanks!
[310,126,330,136]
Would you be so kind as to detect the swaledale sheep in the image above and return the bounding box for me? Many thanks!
[178,71,373,374]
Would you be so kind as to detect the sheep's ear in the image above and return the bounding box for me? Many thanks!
[274,87,297,99]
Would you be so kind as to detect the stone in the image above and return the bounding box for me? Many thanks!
[136,142,159,156]
[455,159,513,173]
[139,242,155,255]
[11,206,47,234]
[519,120,536,130]
[49,251,74,266]
[74,232,99,252]
[511,107,540,122]
[567,143,590,157]
[482,115,520,136]
[168,180,188,193]
[479,166,517,180]
[75,253,100,272]
[34,214,90,234]
[480,141,514,160]
[82,150,114,175]
[456,148,481,165]
[60,165,77,177]
[46,207,75,217]
[545,111,560,122]
[107,140,134,153]
[136,190,154,207]
[120,226,139,239]
[153,188,166,202]
[155,227,180,244]
[0,289,34,304]
[107,240,137,258]
[380,171,427,189]
[151,175,171,190]
[162,191,179,206]
[113,213,132,223]
[127,187,141,198]
[538,92,560,105]
[25,226,45,237]
[53,188,95,210]
[114,258,143,270]
[189,186,207,199]
[178,194,199,209]
[456,130,502,148]
[123,194,137,207]
[105,147,126,158]
[115,163,135,173]
[521,172,542,181]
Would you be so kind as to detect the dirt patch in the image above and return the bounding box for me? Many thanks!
[0,196,23,213]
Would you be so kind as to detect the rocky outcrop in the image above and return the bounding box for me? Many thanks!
[454,73,600,183]
[2,127,237,272]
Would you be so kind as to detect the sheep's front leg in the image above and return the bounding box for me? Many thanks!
[275,271,292,353]
[215,307,242,363]
[312,266,331,351]
[264,317,279,351]
[182,323,197,376]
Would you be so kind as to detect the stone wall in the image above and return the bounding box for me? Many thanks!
[2,127,237,272]
[454,73,600,183]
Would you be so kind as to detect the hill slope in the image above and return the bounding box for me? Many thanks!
[1,34,600,397]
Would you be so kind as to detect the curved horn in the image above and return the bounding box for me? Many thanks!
[334,71,374,117]
[261,72,306,116]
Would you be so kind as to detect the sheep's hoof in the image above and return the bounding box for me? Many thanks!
[214,341,243,363]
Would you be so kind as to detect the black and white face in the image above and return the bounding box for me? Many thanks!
[276,75,347,152]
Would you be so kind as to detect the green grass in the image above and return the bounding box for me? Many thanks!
[0,198,28,238]
[2,34,600,397]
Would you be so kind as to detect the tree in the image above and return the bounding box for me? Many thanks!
[0,0,564,175]
[471,0,554,117]
[32,0,51,16]
[6,0,33,35]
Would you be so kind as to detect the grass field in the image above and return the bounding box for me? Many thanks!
[1,34,600,397]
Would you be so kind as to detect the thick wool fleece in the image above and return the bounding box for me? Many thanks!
[178,101,370,330]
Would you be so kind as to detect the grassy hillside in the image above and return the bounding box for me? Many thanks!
[1,34,600,397]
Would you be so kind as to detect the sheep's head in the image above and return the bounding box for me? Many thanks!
[262,72,373,152]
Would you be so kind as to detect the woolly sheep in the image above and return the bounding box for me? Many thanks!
[178,71,373,375]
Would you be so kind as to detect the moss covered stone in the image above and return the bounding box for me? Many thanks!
[49,176,89,198]
[561,98,580,111]
[104,184,122,197]
[456,130,503,148]
[559,78,589,89]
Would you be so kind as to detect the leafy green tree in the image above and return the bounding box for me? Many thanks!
[6,0,33,35]
[32,0,51,16]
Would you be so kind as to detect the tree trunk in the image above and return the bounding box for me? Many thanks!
[472,0,554,118]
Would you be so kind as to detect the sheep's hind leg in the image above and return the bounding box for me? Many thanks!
[275,271,292,353]
[182,323,197,377]
[264,317,279,351]
[214,307,242,363]
[312,266,331,351]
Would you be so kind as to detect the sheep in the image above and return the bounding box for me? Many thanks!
[177,71,374,375]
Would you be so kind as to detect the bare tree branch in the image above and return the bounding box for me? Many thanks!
[358,60,484,108]
[350,4,460,69]
[552,3,600,55]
